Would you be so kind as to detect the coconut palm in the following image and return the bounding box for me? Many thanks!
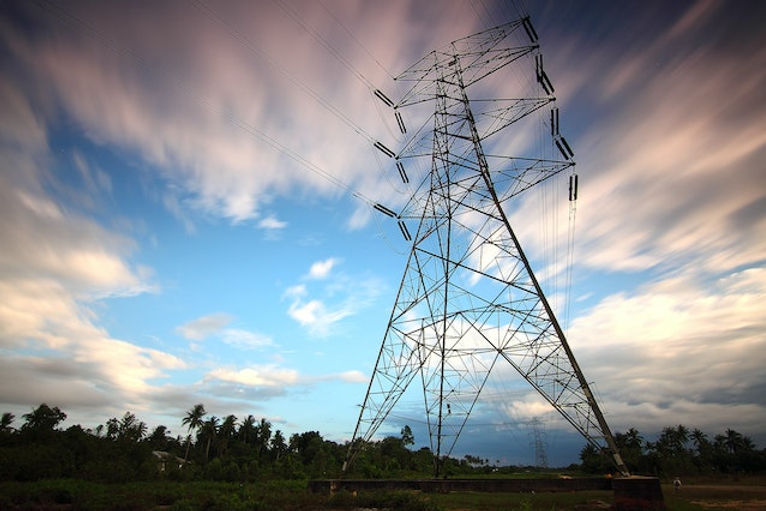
[0,412,14,432]
[239,415,256,444]
[182,403,206,462]
[199,416,220,461]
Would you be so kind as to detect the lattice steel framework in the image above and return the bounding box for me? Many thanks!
[345,18,628,477]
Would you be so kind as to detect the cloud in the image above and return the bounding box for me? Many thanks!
[177,314,273,350]
[206,365,300,387]
[220,329,274,349]
[287,298,353,337]
[509,1,766,277]
[0,72,180,417]
[568,267,766,435]
[0,278,186,412]
[176,313,233,341]
[306,257,339,280]
[204,364,367,389]
[258,214,287,230]
[0,0,488,231]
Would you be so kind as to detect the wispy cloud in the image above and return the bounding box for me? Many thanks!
[0,73,182,416]
[306,257,340,280]
[204,364,367,389]
[285,259,383,337]
[176,313,233,341]
[569,267,766,433]
[177,313,273,350]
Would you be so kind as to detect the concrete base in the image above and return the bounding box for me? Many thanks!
[309,476,665,510]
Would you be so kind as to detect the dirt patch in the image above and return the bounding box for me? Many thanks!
[691,499,766,510]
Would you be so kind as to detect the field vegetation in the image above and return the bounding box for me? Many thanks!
[1,404,764,510]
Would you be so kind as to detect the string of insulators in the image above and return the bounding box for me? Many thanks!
[371,88,411,241]
[375,88,406,134]
[396,160,409,184]
[395,110,406,134]
[374,202,412,241]
[398,220,412,241]
[373,140,396,158]
[522,17,539,43]
[569,174,578,201]
[535,55,554,95]
[373,203,397,217]
[551,107,575,160]
[374,89,394,107]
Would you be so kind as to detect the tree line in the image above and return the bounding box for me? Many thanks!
[1,404,764,483]
[0,403,445,482]
[580,424,766,476]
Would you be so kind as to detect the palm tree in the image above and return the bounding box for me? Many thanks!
[239,415,256,444]
[218,415,237,456]
[270,429,287,460]
[255,418,272,458]
[199,416,219,462]
[0,412,14,432]
[724,428,744,454]
[691,429,708,453]
[182,403,206,462]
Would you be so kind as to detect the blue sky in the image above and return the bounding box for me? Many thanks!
[1,0,765,466]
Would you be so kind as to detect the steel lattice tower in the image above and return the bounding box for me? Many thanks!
[345,18,628,477]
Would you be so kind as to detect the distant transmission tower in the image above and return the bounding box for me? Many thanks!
[345,17,628,477]
[530,418,549,469]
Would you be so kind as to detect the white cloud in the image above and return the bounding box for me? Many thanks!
[204,364,367,388]
[206,365,300,387]
[258,214,287,230]
[0,74,179,415]
[307,257,339,280]
[287,298,353,337]
[568,267,766,435]
[220,328,274,349]
[334,370,368,383]
[283,284,307,299]
[177,314,273,350]
[176,313,233,341]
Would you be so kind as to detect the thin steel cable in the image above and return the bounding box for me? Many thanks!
[317,0,395,80]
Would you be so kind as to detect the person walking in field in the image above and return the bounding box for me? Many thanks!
[673,477,682,492]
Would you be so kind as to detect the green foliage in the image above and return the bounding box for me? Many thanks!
[3,402,764,490]
[579,424,766,477]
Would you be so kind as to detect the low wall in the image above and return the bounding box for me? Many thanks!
[308,477,611,494]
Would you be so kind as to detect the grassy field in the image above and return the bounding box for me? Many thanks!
[1,477,764,510]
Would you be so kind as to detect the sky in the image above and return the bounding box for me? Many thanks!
[1,0,765,466]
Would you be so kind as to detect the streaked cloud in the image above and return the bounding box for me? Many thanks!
[176,313,234,341]
[569,267,766,433]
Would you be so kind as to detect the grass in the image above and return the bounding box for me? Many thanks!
[1,477,764,511]
[425,489,613,510]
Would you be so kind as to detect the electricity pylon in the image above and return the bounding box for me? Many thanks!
[345,18,628,477]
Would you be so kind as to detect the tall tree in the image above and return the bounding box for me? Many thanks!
[0,412,14,432]
[218,415,237,456]
[270,429,287,460]
[724,428,744,454]
[239,415,256,444]
[21,404,66,433]
[199,416,219,462]
[255,418,272,458]
[182,403,206,462]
